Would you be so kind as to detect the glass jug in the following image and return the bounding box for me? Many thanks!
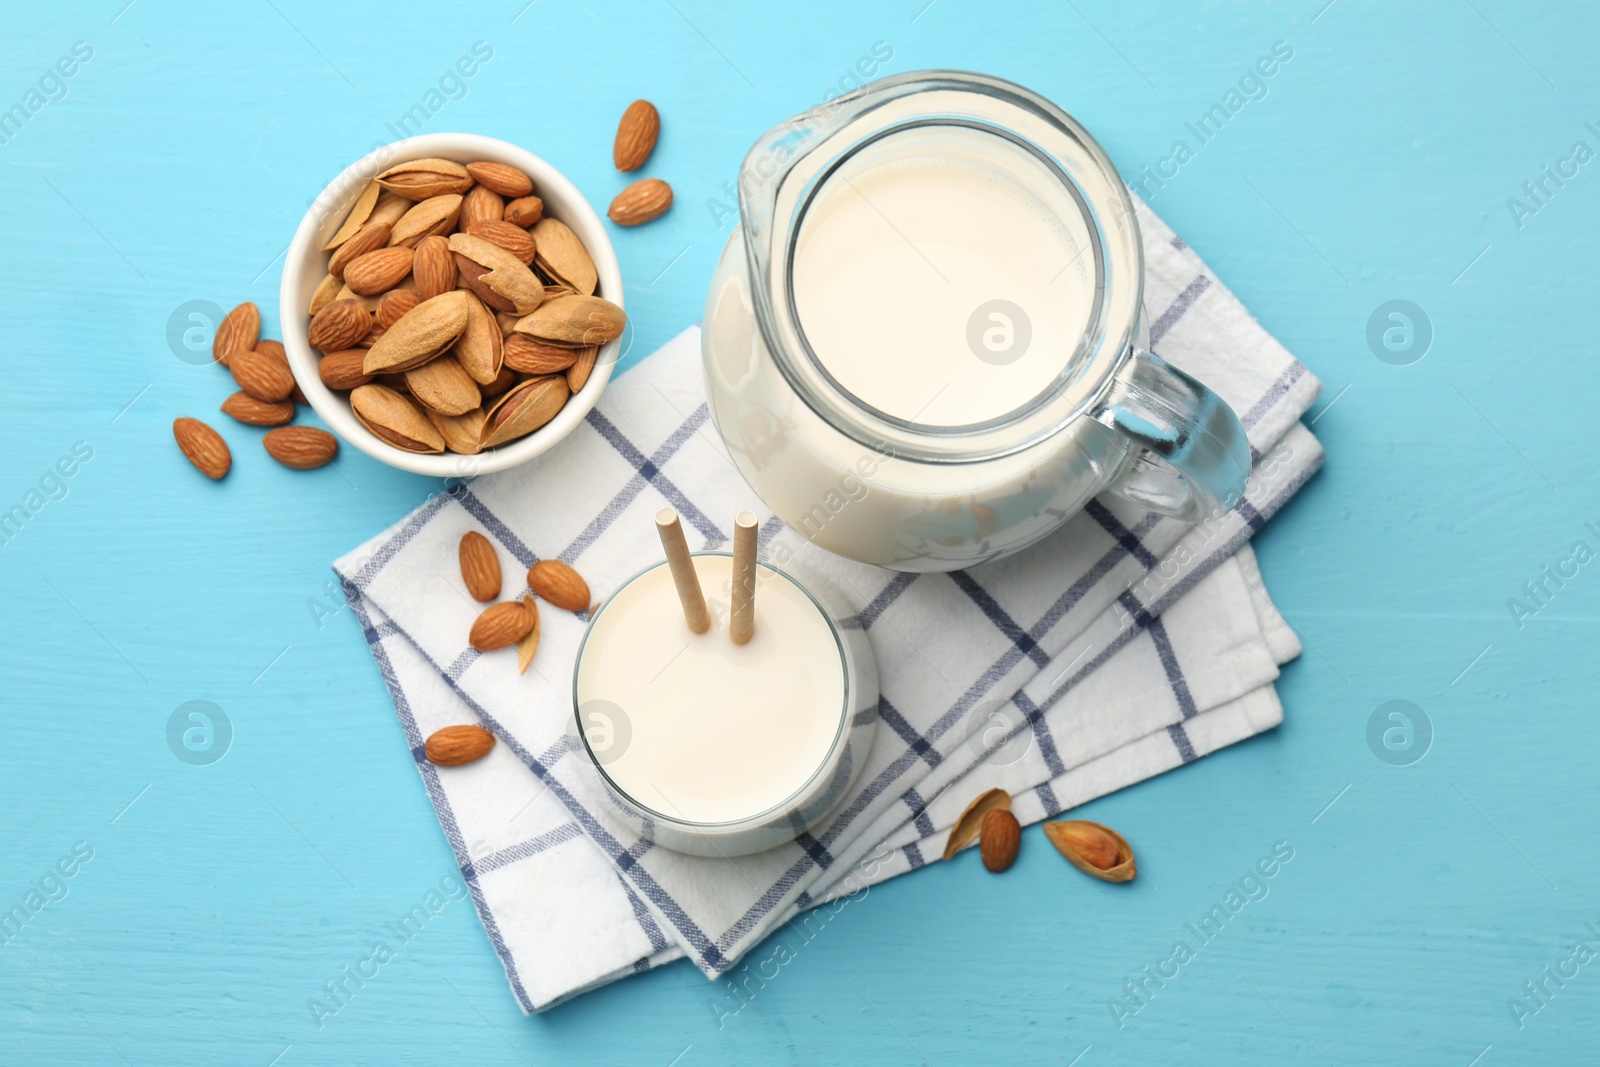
[702,70,1249,572]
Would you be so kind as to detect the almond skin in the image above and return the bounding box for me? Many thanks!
[376,288,423,328]
[319,349,374,390]
[527,560,590,612]
[467,220,537,265]
[221,391,295,427]
[412,235,456,300]
[979,809,1021,873]
[459,531,501,602]
[503,335,580,375]
[213,302,260,366]
[308,299,372,352]
[344,246,415,296]
[459,183,505,231]
[230,348,296,402]
[608,178,672,226]
[173,418,231,479]
[503,196,544,228]
[613,100,660,171]
[263,426,339,470]
[377,158,473,200]
[425,724,496,766]
[327,221,392,279]
[466,161,534,198]
[567,347,597,393]
[469,601,534,651]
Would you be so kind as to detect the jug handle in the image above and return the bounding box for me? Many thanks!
[1092,347,1251,522]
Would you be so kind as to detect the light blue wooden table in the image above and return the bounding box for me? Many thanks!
[4,1,1596,1062]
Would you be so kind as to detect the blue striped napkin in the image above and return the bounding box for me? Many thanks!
[334,202,1324,1010]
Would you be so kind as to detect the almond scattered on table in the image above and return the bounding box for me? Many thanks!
[1044,820,1136,883]
[425,724,496,766]
[980,809,1021,873]
[221,392,295,427]
[263,426,339,470]
[608,177,673,227]
[613,99,660,172]
[213,302,260,367]
[173,418,231,479]
[943,787,1011,861]
[230,348,296,402]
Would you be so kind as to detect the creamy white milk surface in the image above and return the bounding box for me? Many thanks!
[574,556,847,825]
[791,124,1096,428]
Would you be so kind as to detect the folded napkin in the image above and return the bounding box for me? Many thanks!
[334,202,1324,1011]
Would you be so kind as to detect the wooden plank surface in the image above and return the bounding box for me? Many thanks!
[2,1,1596,1063]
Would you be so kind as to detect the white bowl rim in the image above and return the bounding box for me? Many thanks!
[278,132,623,477]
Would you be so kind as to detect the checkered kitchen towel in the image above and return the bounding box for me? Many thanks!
[334,202,1325,1010]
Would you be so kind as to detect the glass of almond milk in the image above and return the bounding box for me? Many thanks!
[571,552,878,857]
[703,70,1250,572]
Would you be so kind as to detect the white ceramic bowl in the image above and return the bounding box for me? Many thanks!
[279,133,623,477]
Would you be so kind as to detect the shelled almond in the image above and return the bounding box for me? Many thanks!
[308,157,624,456]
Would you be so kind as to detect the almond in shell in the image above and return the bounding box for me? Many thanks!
[427,407,487,455]
[513,295,626,346]
[1044,820,1136,883]
[263,426,338,470]
[530,218,597,295]
[173,418,231,479]
[309,273,342,316]
[350,384,446,454]
[528,559,590,612]
[389,193,463,248]
[469,601,534,651]
[455,293,504,385]
[363,290,471,374]
[368,191,412,229]
[943,788,1012,861]
[481,375,569,449]
[323,180,381,251]
[459,531,501,602]
[567,346,598,393]
[221,391,295,426]
[448,233,544,315]
[425,724,496,766]
[404,355,480,416]
[377,158,473,200]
